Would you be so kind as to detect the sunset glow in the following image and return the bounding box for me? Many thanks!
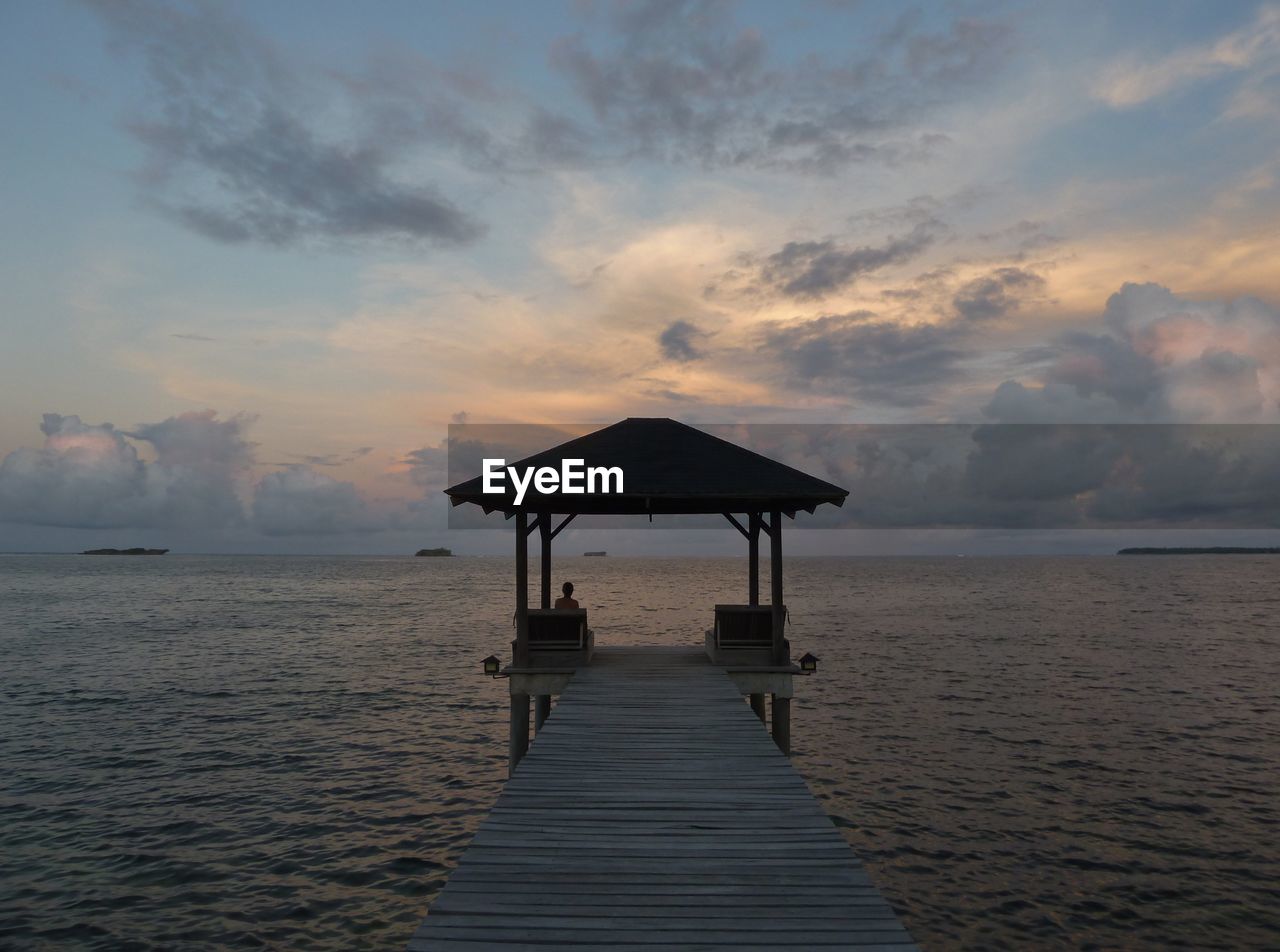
[3,1,1280,552]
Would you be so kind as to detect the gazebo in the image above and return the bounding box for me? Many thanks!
[444,418,848,769]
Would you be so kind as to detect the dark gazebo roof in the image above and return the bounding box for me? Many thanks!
[445,418,848,516]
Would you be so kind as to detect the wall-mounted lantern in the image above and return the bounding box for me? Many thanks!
[799,651,818,674]
[482,654,502,677]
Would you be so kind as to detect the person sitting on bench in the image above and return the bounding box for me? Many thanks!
[554,581,579,609]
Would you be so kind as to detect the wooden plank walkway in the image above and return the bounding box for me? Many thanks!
[409,647,916,951]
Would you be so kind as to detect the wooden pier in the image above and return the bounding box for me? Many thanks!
[409,647,916,950]
[422,420,915,948]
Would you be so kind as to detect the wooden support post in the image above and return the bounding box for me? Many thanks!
[771,694,791,755]
[749,693,766,722]
[515,511,529,667]
[535,694,551,732]
[770,509,785,666]
[748,512,760,606]
[509,692,530,775]
[539,514,552,610]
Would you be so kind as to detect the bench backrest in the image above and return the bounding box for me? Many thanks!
[713,604,780,648]
[527,609,588,649]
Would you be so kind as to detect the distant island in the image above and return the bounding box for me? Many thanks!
[415,547,453,557]
[1118,547,1280,555]
[82,548,169,555]
[584,551,607,557]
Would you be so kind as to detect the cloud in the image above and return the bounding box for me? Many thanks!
[0,411,395,536]
[296,447,374,467]
[414,421,1280,532]
[744,259,1048,407]
[0,415,147,528]
[986,282,1280,423]
[81,0,485,247]
[0,411,251,529]
[519,108,597,166]
[761,312,966,406]
[251,465,383,535]
[724,422,1280,529]
[952,266,1045,322]
[658,320,707,361]
[129,410,254,468]
[761,224,936,299]
[127,410,255,526]
[78,0,1021,260]
[403,444,448,493]
[550,0,1015,172]
[1094,5,1280,109]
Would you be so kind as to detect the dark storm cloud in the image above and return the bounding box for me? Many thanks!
[659,320,707,361]
[82,0,485,248]
[550,0,1016,172]
[762,224,936,299]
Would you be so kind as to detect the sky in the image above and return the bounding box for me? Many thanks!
[2,0,1280,554]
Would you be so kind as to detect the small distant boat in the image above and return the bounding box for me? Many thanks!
[415,547,454,557]
[583,551,607,557]
[82,548,169,555]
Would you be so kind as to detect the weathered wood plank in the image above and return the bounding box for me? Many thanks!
[410,942,917,952]
[413,926,913,945]
[431,895,893,912]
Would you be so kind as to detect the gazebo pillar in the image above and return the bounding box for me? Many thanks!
[769,508,790,753]
[769,509,785,666]
[534,515,553,737]
[539,514,552,609]
[747,512,766,718]
[510,511,531,774]
[509,693,529,776]
[772,694,791,755]
[515,512,530,666]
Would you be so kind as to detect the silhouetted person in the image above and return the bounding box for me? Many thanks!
[554,581,579,609]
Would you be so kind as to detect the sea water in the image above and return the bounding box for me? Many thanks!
[1,554,1276,950]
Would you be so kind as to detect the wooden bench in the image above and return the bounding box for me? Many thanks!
[527,608,590,649]
[713,604,779,647]
[705,604,785,665]
[525,609,594,666]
